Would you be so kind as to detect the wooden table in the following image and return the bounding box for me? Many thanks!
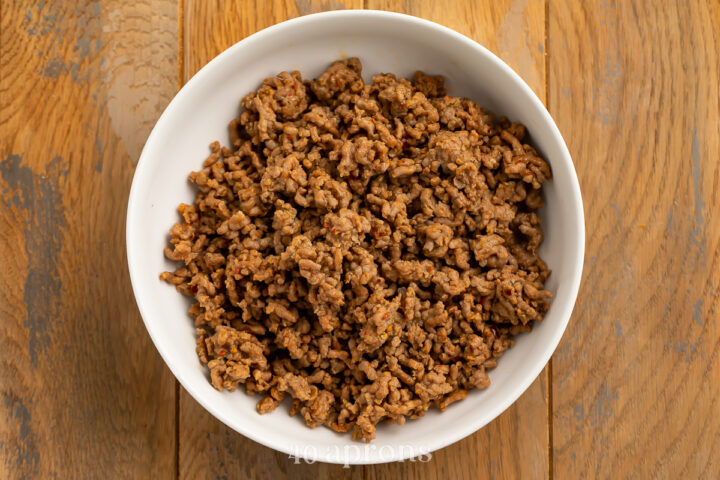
[1,1,718,478]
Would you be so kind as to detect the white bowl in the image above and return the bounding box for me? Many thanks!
[127,10,584,465]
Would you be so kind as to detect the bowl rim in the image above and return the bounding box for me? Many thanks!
[126,8,585,465]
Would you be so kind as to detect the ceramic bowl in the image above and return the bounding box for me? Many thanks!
[126,10,584,465]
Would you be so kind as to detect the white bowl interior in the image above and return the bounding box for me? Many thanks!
[127,10,584,464]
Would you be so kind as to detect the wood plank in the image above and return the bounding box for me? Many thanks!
[183,0,365,80]
[0,1,178,478]
[364,1,549,479]
[548,0,720,477]
[365,0,547,98]
[180,1,363,479]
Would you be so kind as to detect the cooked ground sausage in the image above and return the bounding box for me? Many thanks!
[161,58,552,442]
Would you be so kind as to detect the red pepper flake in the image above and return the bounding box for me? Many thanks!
[190,285,198,294]
[400,103,406,110]
[323,222,331,228]
[332,228,338,234]
[235,268,241,275]
[287,133,294,140]
[479,297,486,306]
[217,349,226,355]
[382,312,388,320]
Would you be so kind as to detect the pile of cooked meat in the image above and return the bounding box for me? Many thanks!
[160,58,552,442]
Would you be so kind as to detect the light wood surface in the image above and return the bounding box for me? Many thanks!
[0,1,178,478]
[1,0,719,478]
[548,1,720,478]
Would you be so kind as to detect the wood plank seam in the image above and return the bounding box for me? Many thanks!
[178,0,185,92]
[177,3,185,480]
[544,2,552,479]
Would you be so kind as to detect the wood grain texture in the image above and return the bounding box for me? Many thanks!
[548,0,720,478]
[180,1,363,479]
[367,0,547,99]
[183,0,363,80]
[5,0,720,478]
[0,1,178,479]
[364,1,549,478]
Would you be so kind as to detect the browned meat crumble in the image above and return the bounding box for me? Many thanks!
[160,58,552,442]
